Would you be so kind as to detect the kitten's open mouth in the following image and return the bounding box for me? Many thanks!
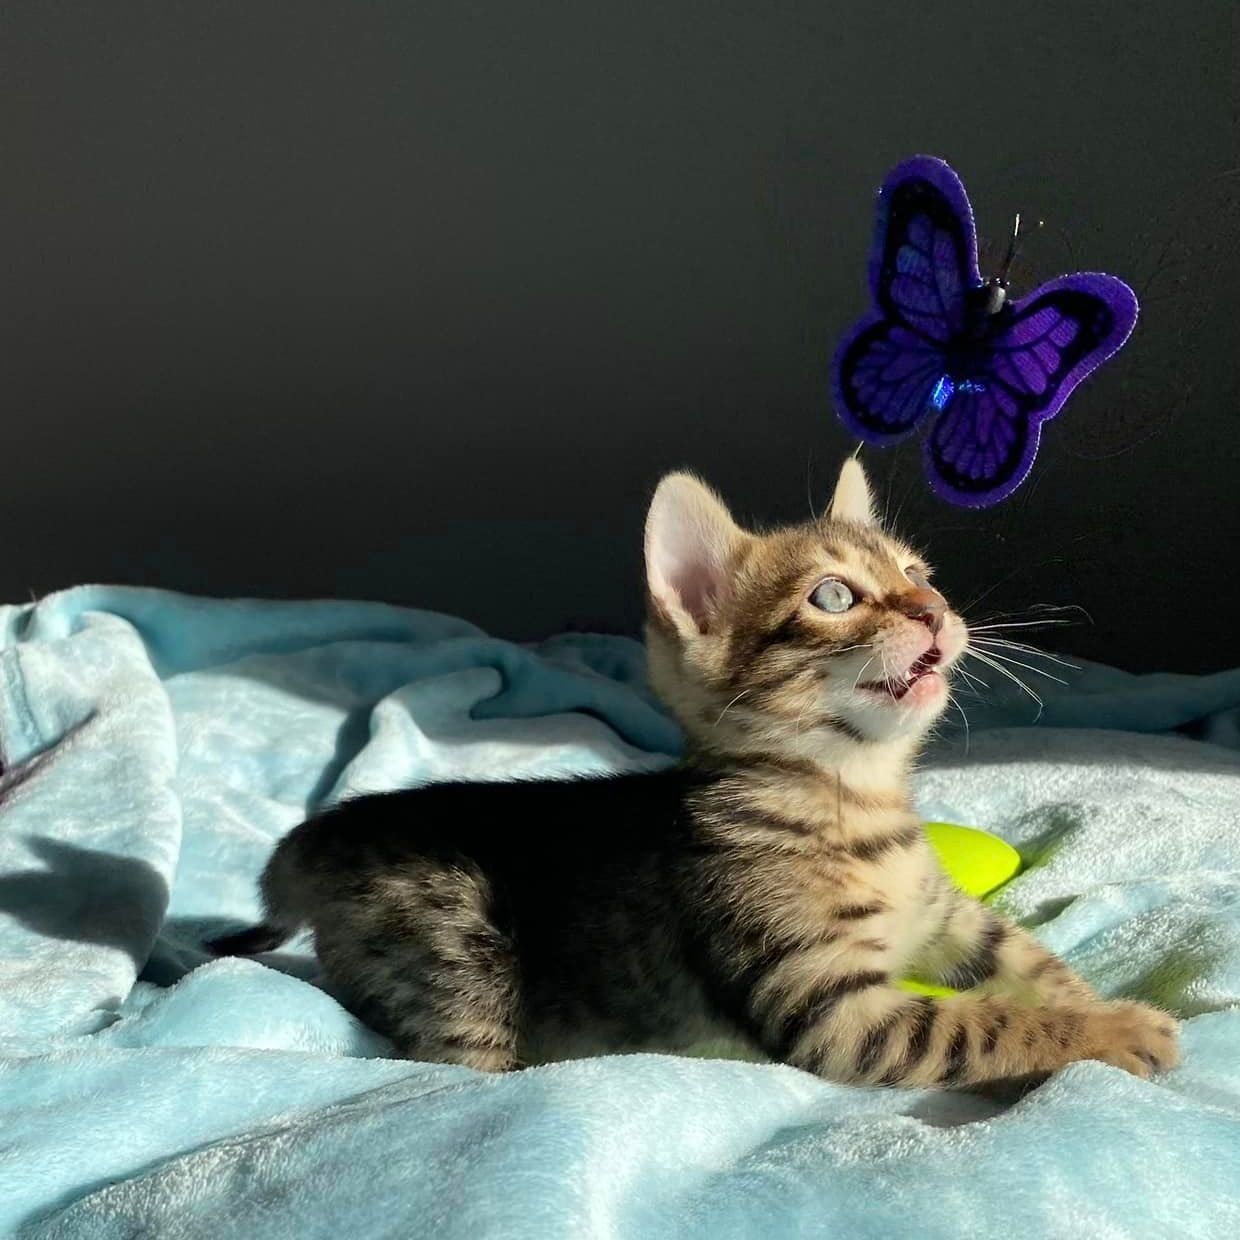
[860,647,942,701]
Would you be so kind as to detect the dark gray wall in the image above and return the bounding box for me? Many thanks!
[5,3,1237,671]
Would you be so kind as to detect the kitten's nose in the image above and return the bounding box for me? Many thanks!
[897,588,946,635]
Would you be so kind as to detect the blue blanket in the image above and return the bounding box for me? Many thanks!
[2,586,1238,1238]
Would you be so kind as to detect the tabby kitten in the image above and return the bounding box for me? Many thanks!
[212,460,1179,1087]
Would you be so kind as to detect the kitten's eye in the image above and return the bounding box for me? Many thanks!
[905,566,931,590]
[810,578,855,614]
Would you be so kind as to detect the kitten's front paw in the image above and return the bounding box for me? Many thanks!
[1082,1001,1180,1078]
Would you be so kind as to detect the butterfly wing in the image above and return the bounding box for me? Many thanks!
[833,321,948,440]
[834,156,983,441]
[924,274,1139,507]
[870,155,983,343]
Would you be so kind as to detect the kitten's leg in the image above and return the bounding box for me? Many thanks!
[752,969,1178,1088]
[740,918,1178,1087]
[312,861,522,1072]
[912,883,1097,1005]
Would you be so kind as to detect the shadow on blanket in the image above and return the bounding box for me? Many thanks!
[0,837,166,968]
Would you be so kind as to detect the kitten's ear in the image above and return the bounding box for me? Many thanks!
[645,472,745,636]
[829,457,877,526]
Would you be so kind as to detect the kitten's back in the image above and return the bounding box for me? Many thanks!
[212,768,693,954]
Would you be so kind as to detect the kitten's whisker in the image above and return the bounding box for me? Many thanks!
[713,689,752,728]
[969,645,1069,686]
[956,568,1031,615]
[852,655,877,692]
[963,603,1090,636]
[948,691,971,754]
[966,649,1045,719]
[966,622,1075,640]
[889,483,914,535]
[1026,602,1093,621]
[970,637,1080,672]
[954,664,990,693]
[967,619,1074,632]
[962,649,1041,709]
[968,603,1093,628]
[880,648,900,695]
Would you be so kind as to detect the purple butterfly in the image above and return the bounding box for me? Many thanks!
[832,156,1138,507]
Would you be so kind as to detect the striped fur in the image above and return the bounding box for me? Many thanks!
[212,460,1178,1085]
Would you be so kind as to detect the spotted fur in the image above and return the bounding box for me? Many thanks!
[212,460,1179,1086]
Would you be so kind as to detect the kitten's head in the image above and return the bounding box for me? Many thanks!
[643,459,967,757]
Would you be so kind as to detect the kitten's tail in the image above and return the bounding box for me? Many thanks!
[208,922,291,957]
[207,822,314,957]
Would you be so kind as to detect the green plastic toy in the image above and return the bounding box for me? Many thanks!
[897,821,1022,998]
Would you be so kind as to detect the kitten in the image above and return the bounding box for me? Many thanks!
[212,460,1179,1086]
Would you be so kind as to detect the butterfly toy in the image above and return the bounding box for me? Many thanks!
[832,155,1138,507]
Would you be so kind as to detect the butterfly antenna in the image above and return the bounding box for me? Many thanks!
[998,212,1022,287]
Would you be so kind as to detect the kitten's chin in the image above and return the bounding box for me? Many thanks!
[837,672,949,740]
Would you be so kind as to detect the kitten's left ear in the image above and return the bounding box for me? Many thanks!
[829,457,877,526]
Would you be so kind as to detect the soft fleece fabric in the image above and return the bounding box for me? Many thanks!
[1,586,1238,1238]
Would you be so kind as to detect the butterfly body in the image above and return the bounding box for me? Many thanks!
[977,282,1009,317]
[833,156,1138,507]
